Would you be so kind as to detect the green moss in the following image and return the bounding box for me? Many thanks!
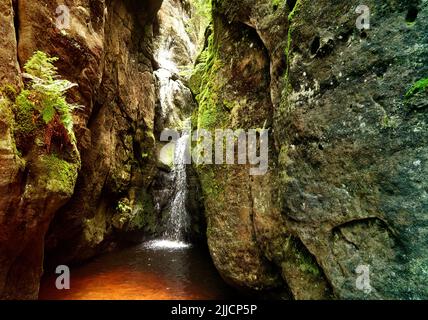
[285,236,321,277]
[14,90,38,137]
[129,191,157,233]
[192,30,229,131]
[39,154,79,195]
[0,84,18,101]
[223,99,238,111]
[0,97,13,122]
[277,0,300,120]
[188,62,207,95]
[0,96,27,168]
[381,114,399,129]
[287,0,301,21]
[198,165,223,201]
[117,198,132,214]
[405,77,428,99]
[271,0,283,9]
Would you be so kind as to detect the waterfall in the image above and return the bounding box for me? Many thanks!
[146,132,191,250]
[145,0,199,250]
[164,133,191,241]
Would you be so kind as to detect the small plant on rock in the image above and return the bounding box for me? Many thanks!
[15,51,83,152]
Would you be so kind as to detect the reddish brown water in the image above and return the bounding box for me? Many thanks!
[39,242,239,300]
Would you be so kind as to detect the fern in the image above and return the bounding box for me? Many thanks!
[41,104,55,123]
[24,51,59,81]
[15,90,36,112]
[17,51,83,142]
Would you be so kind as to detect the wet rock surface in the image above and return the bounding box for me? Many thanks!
[191,0,428,299]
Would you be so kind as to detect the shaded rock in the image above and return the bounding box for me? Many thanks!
[276,0,428,299]
[0,0,163,299]
[191,11,286,291]
[45,0,162,267]
[0,0,20,87]
[192,0,428,299]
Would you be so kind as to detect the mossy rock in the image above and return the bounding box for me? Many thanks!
[36,154,80,196]
[405,78,428,99]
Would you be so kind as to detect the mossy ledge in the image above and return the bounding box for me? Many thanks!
[37,154,79,196]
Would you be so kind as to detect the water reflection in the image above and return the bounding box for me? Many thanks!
[39,243,238,300]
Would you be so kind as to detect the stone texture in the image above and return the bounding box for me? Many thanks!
[0,0,20,86]
[0,0,81,300]
[45,0,163,267]
[191,11,287,292]
[0,0,163,299]
[192,0,428,299]
[276,0,428,299]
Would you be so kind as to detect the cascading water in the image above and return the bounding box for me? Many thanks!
[146,0,198,250]
[165,133,191,242]
[146,132,191,249]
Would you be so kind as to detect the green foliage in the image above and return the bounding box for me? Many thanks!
[129,192,157,232]
[192,0,212,19]
[40,154,79,195]
[285,236,321,277]
[24,51,59,81]
[114,193,158,233]
[405,78,428,99]
[17,51,82,140]
[186,0,212,51]
[117,198,132,214]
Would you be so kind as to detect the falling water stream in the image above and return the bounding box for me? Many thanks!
[145,131,191,249]
[165,133,191,241]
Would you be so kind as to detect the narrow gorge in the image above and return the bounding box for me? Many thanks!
[0,0,427,300]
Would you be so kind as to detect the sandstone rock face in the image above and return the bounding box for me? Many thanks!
[44,0,162,268]
[153,0,198,130]
[276,0,428,299]
[0,0,20,86]
[0,0,81,299]
[193,0,427,299]
[190,9,288,292]
[0,0,163,299]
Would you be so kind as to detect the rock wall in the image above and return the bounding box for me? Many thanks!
[44,0,162,269]
[0,0,163,299]
[150,0,206,243]
[277,0,428,299]
[192,0,428,299]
